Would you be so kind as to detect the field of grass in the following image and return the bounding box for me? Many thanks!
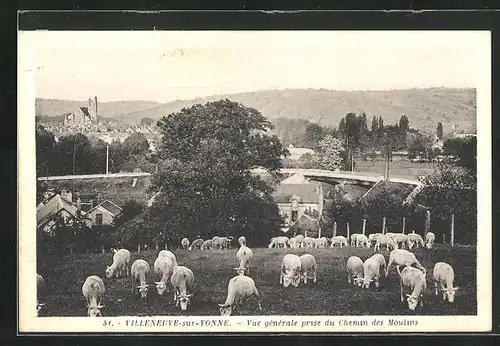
[355,160,436,179]
[37,245,476,317]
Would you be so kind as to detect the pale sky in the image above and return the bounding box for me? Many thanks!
[21,30,488,103]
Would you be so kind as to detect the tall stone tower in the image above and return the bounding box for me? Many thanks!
[88,96,98,121]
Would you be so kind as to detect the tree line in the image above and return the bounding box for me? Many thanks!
[36,125,157,176]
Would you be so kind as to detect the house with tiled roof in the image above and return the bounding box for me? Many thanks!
[37,193,92,233]
[87,200,123,226]
[272,179,324,226]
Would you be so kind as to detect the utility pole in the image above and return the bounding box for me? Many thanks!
[106,144,109,174]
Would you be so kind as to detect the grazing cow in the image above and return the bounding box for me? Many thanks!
[330,236,348,249]
[171,266,195,311]
[346,256,364,287]
[299,254,317,284]
[189,238,204,250]
[425,232,436,249]
[235,245,253,275]
[280,254,302,288]
[398,266,426,311]
[433,262,459,303]
[222,236,234,249]
[218,275,262,316]
[105,248,131,278]
[288,237,297,248]
[131,259,150,299]
[269,236,289,249]
[212,236,225,249]
[386,249,426,277]
[82,275,105,317]
[181,238,190,250]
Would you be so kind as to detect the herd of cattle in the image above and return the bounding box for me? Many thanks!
[35,230,459,317]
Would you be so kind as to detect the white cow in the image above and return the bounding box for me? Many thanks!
[82,275,105,317]
[201,239,213,250]
[299,254,317,284]
[346,256,364,287]
[330,236,348,249]
[398,266,427,311]
[218,275,262,316]
[288,237,298,248]
[269,236,289,248]
[433,262,459,303]
[279,254,302,288]
[425,232,436,249]
[386,249,426,277]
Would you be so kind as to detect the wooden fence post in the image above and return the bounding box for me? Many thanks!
[424,210,431,237]
[362,219,366,235]
[382,217,386,234]
[450,214,455,247]
[443,233,446,244]
[318,227,322,238]
[137,244,141,253]
[347,222,350,240]
[305,231,308,238]
[333,222,337,237]
[402,217,406,234]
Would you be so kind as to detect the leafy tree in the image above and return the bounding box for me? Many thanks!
[140,117,154,126]
[313,134,344,170]
[371,115,379,140]
[407,132,433,159]
[304,123,326,149]
[378,116,385,139]
[122,133,150,157]
[443,136,477,173]
[150,99,287,246]
[114,200,145,228]
[414,166,476,244]
[437,122,444,140]
[36,125,55,176]
[52,134,94,175]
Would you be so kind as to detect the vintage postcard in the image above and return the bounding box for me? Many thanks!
[18,30,491,333]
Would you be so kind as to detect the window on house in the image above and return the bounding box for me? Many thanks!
[291,210,298,222]
[96,213,103,225]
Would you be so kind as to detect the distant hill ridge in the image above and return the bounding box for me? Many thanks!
[36,87,476,134]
